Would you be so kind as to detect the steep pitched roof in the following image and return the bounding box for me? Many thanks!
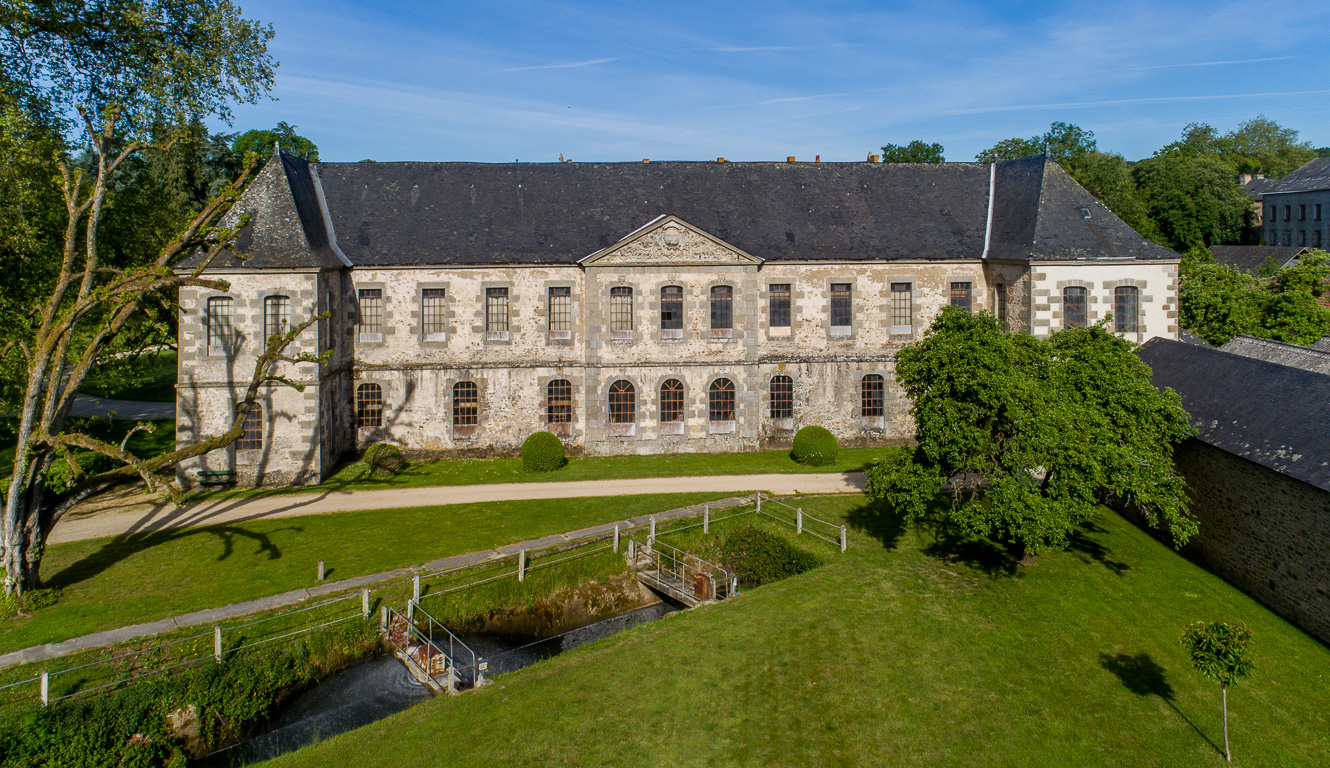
[1240,175,1277,200]
[1219,334,1330,375]
[1137,338,1330,491]
[986,155,1179,262]
[1208,245,1308,275]
[1264,157,1330,195]
[204,154,1177,269]
[1314,337,1330,353]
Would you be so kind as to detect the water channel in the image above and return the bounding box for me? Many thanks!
[212,600,680,765]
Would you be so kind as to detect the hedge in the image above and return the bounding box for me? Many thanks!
[791,425,839,466]
[521,431,565,472]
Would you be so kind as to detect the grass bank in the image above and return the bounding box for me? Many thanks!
[196,447,883,502]
[0,417,174,481]
[268,497,1330,767]
[80,349,178,402]
[0,492,730,655]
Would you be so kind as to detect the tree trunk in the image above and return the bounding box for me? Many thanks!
[1222,682,1230,762]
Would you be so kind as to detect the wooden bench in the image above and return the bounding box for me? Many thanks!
[197,470,237,487]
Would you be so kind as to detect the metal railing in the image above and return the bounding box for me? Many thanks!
[755,492,848,551]
[386,602,481,692]
[635,536,736,603]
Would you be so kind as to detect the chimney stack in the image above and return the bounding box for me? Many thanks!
[787,156,796,163]
[815,155,821,163]
[642,159,650,163]
[717,157,726,163]
[868,153,880,163]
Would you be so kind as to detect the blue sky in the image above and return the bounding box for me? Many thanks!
[227,0,1330,163]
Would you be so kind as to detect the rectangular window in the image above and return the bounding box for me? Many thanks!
[830,283,852,335]
[1063,287,1087,328]
[1285,205,1291,222]
[1298,230,1307,247]
[1317,204,1323,221]
[768,284,791,328]
[1316,230,1323,248]
[453,382,479,427]
[1299,204,1306,221]
[358,289,383,341]
[548,287,571,338]
[610,286,633,339]
[207,296,234,354]
[263,295,290,342]
[1269,205,1276,222]
[1114,286,1139,334]
[1268,228,1276,245]
[422,288,447,341]
[237,406,263,451]
[710,286,733,337]
[1285,231,1293,247]
[890,283,912,333]
[996,284,1009,331]
[660,285,683,336]
[770,376,793,419]
[950,282,972,311]
[486,287,509,339]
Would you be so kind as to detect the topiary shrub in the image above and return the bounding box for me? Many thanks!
[792,425,839,466]
[521,431,566,472]
[361,443,406,478]
[719,523,821,587]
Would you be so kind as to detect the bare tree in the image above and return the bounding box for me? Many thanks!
[1,107,321,595]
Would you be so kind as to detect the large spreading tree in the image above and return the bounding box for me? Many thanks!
[0,2,324,595]
[866,307,1197,557]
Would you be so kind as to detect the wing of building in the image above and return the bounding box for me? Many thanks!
[176,154,1181,487]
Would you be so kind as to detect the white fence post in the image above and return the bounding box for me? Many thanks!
[628,539,635,561]
[317,560,325,581]
[213,626,222,663]
[362,588,370,618]
[797,508,803,534]
[518,549,526,582]
[39,671,48,707]
[380,605,388,629]
[650,516,656,538]
[756,492,762,513]
[413,574,421,602]
[613,524,620,552]
[407,599,416,623]
[840,525,847,553]
[703,506,710,534]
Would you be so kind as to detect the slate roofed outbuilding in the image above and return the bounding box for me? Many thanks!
[1218,334,1330,375]
[1264,157,1330,195]
[1208,245,1308,275]
[1137,338,1330,492]
[198,153,1180,270]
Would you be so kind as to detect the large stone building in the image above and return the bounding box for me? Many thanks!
[176,153,1180,487]
[1263,157,1330,249]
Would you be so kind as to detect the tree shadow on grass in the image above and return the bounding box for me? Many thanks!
[1068,521,1130,576]
[920,531,1020,577]
[1099,652,1222,757]
[843,497,906,551]
[44,523,298,591]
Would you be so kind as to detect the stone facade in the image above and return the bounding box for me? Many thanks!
[1265,191,1330,250]
[1171,439,1330,645]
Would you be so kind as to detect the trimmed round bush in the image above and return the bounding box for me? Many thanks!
[362,443,406,478]
[521,431,566,472]
[791,425,839,466]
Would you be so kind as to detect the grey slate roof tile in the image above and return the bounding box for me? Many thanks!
[1208,245,1308,275]
[1218,335,1330,375]
[1137,338,1330,491]
[1264,157,1330,195]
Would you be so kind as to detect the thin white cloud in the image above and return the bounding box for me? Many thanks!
[755,93,850,105]
[940,89,1330,116]
[500,57,618,73]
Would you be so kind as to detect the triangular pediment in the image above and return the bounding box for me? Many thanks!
[580,215,763,267]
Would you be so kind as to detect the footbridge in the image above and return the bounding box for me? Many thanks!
[630,537,737,607]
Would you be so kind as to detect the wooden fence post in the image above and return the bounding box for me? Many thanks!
[362,588,370,618]
[380,605,388,629]
[650,516,656,538]
[518,549,526,582]
[613,524,620,552]
[317,560,325,582]
[703,506,709,534]
[840,525,847,553]
[756,492,762,513]
[39,671,48,707]
[797,508,803,534]
[214,626,222,663]
[413,574,421,602]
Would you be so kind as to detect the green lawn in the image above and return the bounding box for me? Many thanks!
[0,492,730,654]
[0,418,175,481]
[198,447,885,502]
[79,349,178,402]
[269,498,1330,767]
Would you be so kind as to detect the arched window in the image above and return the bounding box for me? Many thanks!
[1063,287,1087,328]
[709,378,735,422]
[356,383,383,428]
[660,379,684,423]
[238,405,264,450]
[1114,286,1139,333]
[547,379,572,424]
[453,381,478,427]
[861,375,884,418]
[770,376,793,419]
[609,380,636,424]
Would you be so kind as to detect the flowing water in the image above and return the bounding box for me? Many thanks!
[212,600,680,765]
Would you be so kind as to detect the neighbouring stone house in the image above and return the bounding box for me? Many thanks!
[1208,244,1309,276]
[176,153,1181,487]
[1137,338,1330,645]
[1263,157,1330,249]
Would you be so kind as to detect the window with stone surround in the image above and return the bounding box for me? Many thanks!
[659,379,684,426]
[861,375,884,418]
[1114,286,1139,333]
[237,405,264,450]
[548,287,571,338]
[830,283,852,334]
[207,296,234,354]
[610,286,633,339]
[995,283,1008,331]
[422,289,447,341]
[770,375,793,419]
[709,378,735,423]
[890,283,912,333]
[1062,287,1087,328]
[263,295,290,342]
[768,284,791,328]
[547,379,572,435]
[485,288,509,339]
[949,282,972,311]
[358,289,383,341]
[711,286,733,337]
[609,380,636,424]
[356,383,383,428]
[660,285,684,336]
[1299,204,1306,221]
[453,381,478,427]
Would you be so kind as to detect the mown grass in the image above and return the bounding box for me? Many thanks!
[0,417,174,481]
[79,349,178,402]
[267,497,1330,767]
[0,492,730,655]
[196,447,883,502]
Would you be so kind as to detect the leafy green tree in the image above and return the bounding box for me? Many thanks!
[880,140,944,163]
[1158,117,1315,179]
[1132,153,1251,250]
[232,121,319,164]
[975,136,1041,163]
[1179,250,1330,345]
[1181,620,1254,762]
[865,307,1196,557]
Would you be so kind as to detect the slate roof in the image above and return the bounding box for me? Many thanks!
[1208,245,1308,275]
[1178,329,1211,347]
[1314,337,1330,353]
[1137,338,1330,491]
[1219,335,1330,375]
[1264,157,1330,195]
[1241,175,1277,200]
[203,153,1179,269]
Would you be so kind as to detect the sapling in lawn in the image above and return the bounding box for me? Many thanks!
[1181,620,1254,762]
